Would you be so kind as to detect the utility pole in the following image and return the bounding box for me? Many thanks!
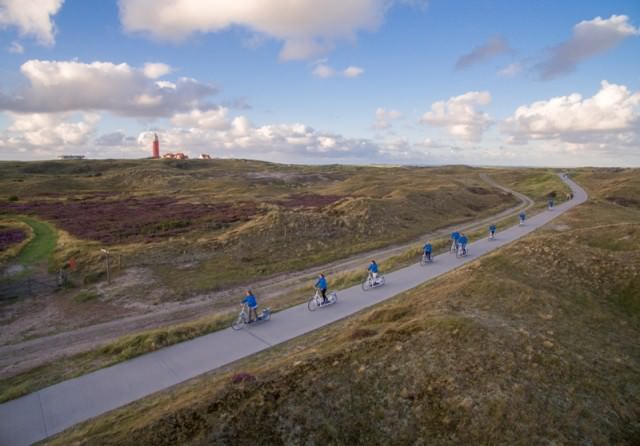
[101,249,111,284]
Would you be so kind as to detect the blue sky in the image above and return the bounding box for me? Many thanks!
[0,0,639,166]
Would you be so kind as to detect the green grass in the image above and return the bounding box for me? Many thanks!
[73,290,99,303]
[14,216,57,267]
[490,169,570,209]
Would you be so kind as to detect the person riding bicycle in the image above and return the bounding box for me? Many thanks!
[548,198,554,209]
[451,231,461,252]
[423,242,433,262]
[242,289,258,323]
[315,273,328,304]
[489,224,497,239]
[368,260,379,284]
[519,211,526,225]
[458,234,468,256]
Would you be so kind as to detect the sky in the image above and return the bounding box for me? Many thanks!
[0,0,639,166]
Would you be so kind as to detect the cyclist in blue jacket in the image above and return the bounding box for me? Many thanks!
[489,224,497,240]
[519,211,526,225]
[451,231,460,252]
[423,242,433,262]
[368,260,379,283]
[315,273,328,304]
[458,234,468,256]
[242,289,258,322]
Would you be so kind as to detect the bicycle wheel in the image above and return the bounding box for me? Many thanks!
[231,316,245,330]
[378,276,386,286]
[362,279,371,291]
[329,292,337,304]
[420,255,427,266]
[308,297,319,311]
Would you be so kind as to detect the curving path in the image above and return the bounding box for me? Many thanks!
[0,175,587,446]
[0,171,529,379]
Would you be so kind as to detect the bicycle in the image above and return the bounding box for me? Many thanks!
[362,271,386,291]
[456,245,469,258]
[231,304,271,330]
[308,288,338,311]
[420,252,433,266]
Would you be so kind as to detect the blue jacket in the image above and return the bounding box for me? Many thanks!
[489,225,496,232]
[451,231,460,240]
[315,276,327,289]
[459,236,468,245]
[242,294,257,308]
[368,262,378,273]
[423,243,432,253]
[519,212,526,219]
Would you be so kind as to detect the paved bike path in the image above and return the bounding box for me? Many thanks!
[0,176,587,446]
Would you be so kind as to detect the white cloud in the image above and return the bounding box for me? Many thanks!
[312,63,336,78]
[312,61,364,79]
[502,81,640,148]
[498,62,521,77]
[415,137,448,149]
[95,131,137,147]
[455,36,511,70]
[119,0,408,60]
[143,62,171,79]
[0,0,64,46]
[421,91,492,141]
[536,15,639,80]
[7,40,23,53]
[0,60,216,117]
[134,113,382,160]
[374,107,402,129]
[243,34,266,50]
[343,66,364,78]
[171,108,230,130]
[5,112,99,147]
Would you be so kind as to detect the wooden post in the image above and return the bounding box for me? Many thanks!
[106,254,111,284]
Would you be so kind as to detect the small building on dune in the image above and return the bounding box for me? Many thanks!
[162,152,189,160]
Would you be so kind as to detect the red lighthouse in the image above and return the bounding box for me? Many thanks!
[152,133,160,158]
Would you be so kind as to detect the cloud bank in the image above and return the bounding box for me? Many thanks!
[421,91,492,141]
[502,80,640,148]
[0,0,63,45]
[119,0,392,60]
[536,15,639,80]
[0,60,216,117]
[455,36,511,70]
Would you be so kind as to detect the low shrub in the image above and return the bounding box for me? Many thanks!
[74,290,99,303]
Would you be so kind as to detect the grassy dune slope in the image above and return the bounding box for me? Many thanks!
[44,169,639,445]
[0,165,564,404]
[1,160,519,300]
